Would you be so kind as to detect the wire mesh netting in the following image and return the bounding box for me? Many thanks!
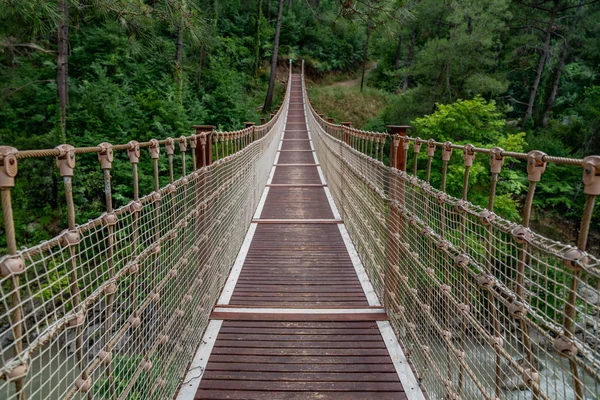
[305,72,600,400]
[0,72,290,399]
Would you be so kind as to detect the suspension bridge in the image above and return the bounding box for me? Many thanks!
[0,61,599,400]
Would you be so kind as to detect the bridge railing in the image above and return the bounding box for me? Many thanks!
[0,64,292,399]
[303,62,600,400]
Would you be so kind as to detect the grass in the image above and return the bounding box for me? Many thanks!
[306,79,390,129]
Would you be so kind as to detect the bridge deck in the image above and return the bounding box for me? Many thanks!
[185,75,411,399]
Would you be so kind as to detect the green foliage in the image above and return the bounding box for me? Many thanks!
[414,96,507,144]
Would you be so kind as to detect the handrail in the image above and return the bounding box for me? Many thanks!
[0,62,293,399]
[303,58,600,400]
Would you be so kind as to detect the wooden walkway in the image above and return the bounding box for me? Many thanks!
[184,75,413,399]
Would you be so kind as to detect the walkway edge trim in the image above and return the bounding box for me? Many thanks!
[217,223,257,305]
[378,320,427,400]
[175,319,223,400]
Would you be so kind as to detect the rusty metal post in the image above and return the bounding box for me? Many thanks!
[485,147,505,397]
[386,126,410,170]
[260,117,266,125]
[127,141,142,336]
[0,146,27,398]
[559,155,599,400]
[193,125,215,169]
[425,139,436,183]
[244,122,256,143]
[456,144,476,396]
[341,122,352,146]
[149,139,161,289]
[56,144,91,393]
[327,117,334,123]
[97,142,117,398]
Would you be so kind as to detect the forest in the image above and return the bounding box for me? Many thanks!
[0,0,599,250]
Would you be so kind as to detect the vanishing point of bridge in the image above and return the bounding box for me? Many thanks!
[1,62,600,400]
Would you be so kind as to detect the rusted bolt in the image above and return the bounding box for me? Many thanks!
[97,142,114,170]
[562,248,588,271]
[526,150,547,182]
[477,274,495,289]
[141,359,152,371]
[55,144,76,177]
[488,335,504,348]
[489,147,505,174]
[442,141,453,161]
[68,312,85,328]
[0,146,18,188]
[150,291,160,302]
[60,229,80,246]
[427,139,436,157]
[463,144,476,167]
[0,255,24,278]
[553,336,578,358]
[454,254,469,269]
[582,156,600,195]
[511,226,533,244]
[128,262,139,275]
[413,137,423,154]
[97,350,112,366]
[130,201,142,214]
[158,334,169,344]
[149,139,160,159]
[128,141,140,164]
[458,303,470,314]
[129,315,141,328]
[165,137,175,156]
[508,301,527,318]
[101,212,117,227]
[522,368,540,385]
[179,136,188,152]
[104,281,117,295]
[6,362,28,380]
[454,199,468,213]
[75,376,92,392]
[478,210,496,225]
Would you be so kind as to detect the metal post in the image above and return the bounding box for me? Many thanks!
[192,125,215,169]
[386,126,410,170]
[0,146,27,399]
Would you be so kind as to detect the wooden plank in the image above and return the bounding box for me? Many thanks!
[195,390,407,400]
[202,371,400,382]
[209,313,388,322]
[251,219,342,224]
[198,380,404,392]
[204,362,397,373]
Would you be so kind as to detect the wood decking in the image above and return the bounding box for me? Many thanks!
[190,75,410,399]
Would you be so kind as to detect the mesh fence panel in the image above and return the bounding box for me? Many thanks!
[305,73,600,400]
[0,73,290,399]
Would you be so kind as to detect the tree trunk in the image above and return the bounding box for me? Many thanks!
[402,29,416,92]
[542,0,584,128]
[175,23,184,103]
[288,0,293,11]
[263,0,284,111]
[57,0,69,142]
[254,0,263,75]
[197,43,206,89]
[267,0,271,20]
[394,34,402,70]
[360,18,372,93]
[522,0,558,128]
[542,38,567,128]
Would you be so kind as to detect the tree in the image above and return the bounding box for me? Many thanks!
[264,0,284,111]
